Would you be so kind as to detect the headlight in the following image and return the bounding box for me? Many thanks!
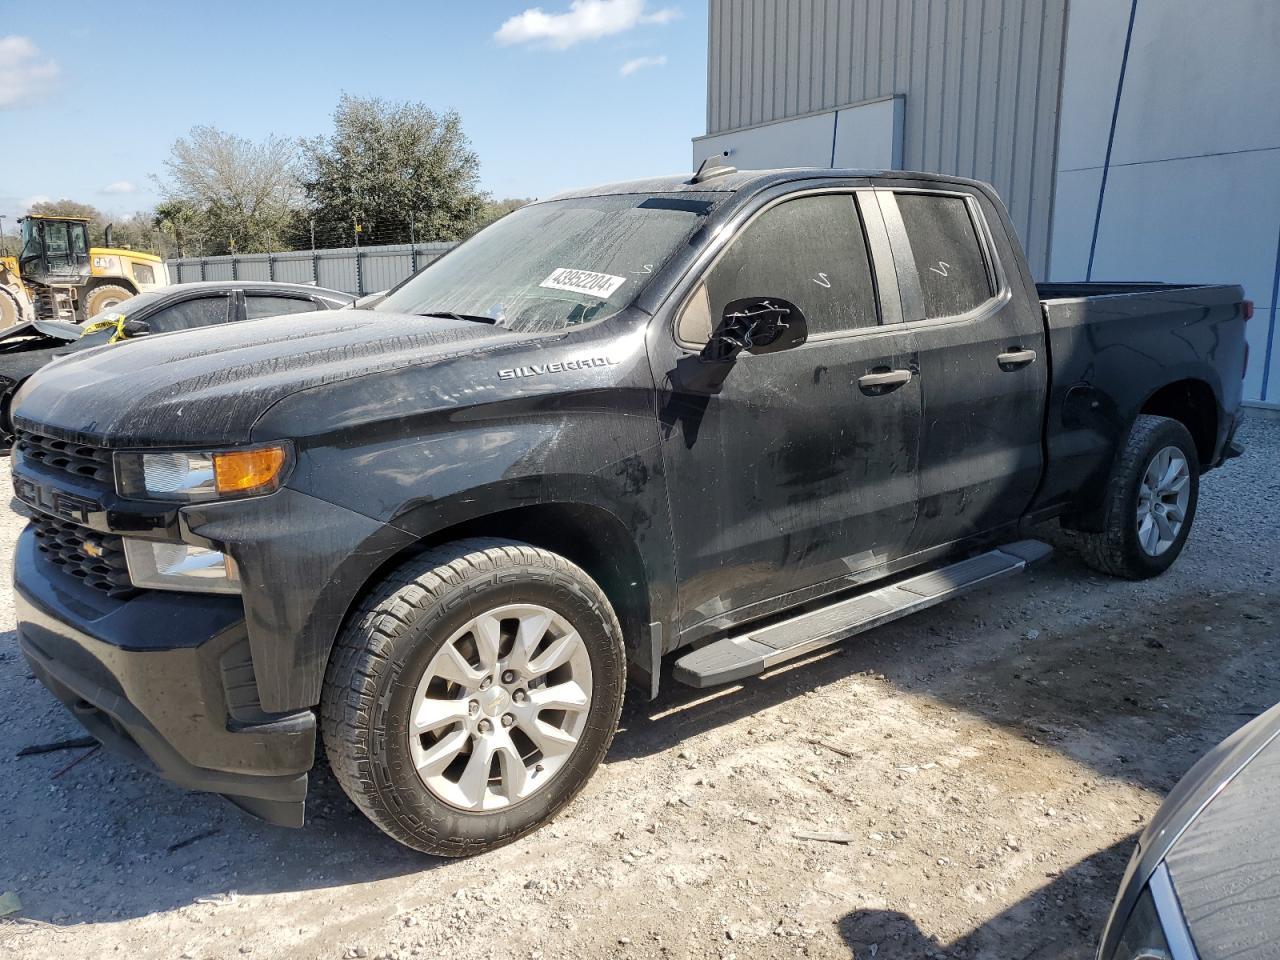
[115,443,292,502]
[122,538,240,594]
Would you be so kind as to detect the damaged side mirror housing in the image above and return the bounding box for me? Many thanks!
[699,297,807,363]
[673,297,808,394]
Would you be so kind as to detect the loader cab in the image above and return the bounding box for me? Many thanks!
[18,216,92,285]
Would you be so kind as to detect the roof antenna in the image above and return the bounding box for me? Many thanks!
[691,150,737,184]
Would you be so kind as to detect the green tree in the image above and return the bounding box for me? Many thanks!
[152,199,204,258]
[158,125,301,255]
[467,197,533,236]
[27,198,103,223]
[300,94,485,246]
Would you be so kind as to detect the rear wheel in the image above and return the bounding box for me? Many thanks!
[80,283,133,321]
[1076,414,1200,579]
[321,539,626,856]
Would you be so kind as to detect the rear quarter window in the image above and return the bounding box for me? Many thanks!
[245,295,320,320]
[896,193,994,318]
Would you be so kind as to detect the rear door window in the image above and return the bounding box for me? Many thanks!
[244,295,321,320]
[895,193,994,318]
[145,295,231,333]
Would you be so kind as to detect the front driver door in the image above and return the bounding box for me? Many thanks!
[652,190,922,639]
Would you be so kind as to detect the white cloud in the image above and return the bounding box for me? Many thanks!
[619,54,667,76]
[21,194,51,210]
[496,0,681,50]
[0,36,59,109]
[101,180,137,195]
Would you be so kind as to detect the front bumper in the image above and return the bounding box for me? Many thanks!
[14,527,315,826]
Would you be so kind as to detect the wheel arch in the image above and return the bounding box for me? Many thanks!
[334,500,656,683]
[1138,377,1220,466]
[84,276,139,294]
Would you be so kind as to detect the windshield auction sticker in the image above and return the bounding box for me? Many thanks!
[539,268,627,299]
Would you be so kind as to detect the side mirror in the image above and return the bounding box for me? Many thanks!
[672,297,808,395]
[699,297,807,364]
[121,319,151,338]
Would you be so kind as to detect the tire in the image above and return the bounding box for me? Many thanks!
[321,538,626,856]
[0,287,23,329]
[1076,414,1200,580]
[80,283,133,320]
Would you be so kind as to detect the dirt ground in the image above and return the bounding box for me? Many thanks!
[1,416,1277,960]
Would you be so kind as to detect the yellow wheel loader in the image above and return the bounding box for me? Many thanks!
[0,215,169,328]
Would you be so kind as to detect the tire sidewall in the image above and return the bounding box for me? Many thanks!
[1118,421,1200,575]
[82,284,133,320]
[0,288,21,329]
[361,561,624,854]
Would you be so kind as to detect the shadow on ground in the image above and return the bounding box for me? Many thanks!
[836,839,1133,959]
[613,534,1280,804]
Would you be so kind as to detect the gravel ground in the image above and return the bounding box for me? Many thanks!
[1,416,1277,960]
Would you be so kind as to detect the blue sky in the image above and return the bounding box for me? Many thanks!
[0,0,708,227]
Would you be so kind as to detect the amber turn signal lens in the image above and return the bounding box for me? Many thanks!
[213,446,288,495]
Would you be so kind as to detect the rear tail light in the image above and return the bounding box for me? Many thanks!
[1243,299,1255,321]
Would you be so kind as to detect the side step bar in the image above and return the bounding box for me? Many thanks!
[672,540,1052,688]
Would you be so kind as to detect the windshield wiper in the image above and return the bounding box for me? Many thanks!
[416,310,498,325]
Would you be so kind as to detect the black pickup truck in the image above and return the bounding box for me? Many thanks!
[9,165,1248,856]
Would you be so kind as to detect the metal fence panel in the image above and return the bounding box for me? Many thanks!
[167,242,458,295]
[272,254,315,285]
[316,254,356,293]
[202,260,234,281]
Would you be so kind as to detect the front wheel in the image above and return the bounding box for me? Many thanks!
[321,539,626,856]
[1076,414,1200,579]
[80,283,133,321]
[0,286,25,329]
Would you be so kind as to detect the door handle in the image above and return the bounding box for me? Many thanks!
[997,348,1037,370]
[857,368,913,395]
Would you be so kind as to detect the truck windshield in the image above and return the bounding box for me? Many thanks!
[376,194,716,332]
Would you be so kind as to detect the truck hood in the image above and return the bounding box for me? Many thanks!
[11,310,525,448]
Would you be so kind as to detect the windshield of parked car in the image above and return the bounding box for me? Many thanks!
[375,193,717,332]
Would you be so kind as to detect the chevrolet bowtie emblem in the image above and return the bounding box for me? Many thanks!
[81,541,105,559]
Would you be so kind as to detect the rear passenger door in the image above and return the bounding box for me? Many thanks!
[654,189,922,635]
[877,186,1047,553]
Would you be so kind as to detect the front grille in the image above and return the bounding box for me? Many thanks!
[14,429,113,485]
[31,514,136,599]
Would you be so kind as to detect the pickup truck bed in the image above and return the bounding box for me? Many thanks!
[1031,281,1247,526]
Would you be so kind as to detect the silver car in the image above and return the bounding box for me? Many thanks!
[1098,701,1280,959]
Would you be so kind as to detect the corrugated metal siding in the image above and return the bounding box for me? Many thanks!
[705,0,1067,275]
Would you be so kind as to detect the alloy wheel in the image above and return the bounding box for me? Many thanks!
[1136,445,1191,556]
[407,603,593,811]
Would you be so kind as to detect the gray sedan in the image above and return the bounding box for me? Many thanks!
[1098,701,1280,959]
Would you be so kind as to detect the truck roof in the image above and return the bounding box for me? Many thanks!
[547,167,988,201]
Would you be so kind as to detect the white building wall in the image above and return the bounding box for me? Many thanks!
[1050,0,1280,404]
[701,0,1068,277]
